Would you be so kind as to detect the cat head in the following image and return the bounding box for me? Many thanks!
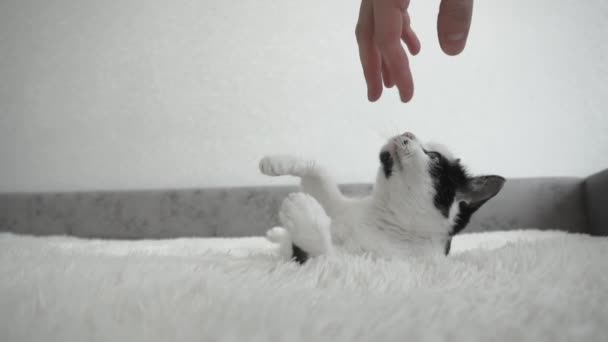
[376,132,505,237]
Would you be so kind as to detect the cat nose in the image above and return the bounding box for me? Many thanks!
[403,132,416,139]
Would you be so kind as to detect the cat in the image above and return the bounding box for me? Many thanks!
[260,131,505,263]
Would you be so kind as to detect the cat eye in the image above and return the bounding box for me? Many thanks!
[427,151,440,160]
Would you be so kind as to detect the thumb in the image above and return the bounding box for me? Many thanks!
[437,0,473,56]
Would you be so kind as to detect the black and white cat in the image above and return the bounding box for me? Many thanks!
[260,131,505,263]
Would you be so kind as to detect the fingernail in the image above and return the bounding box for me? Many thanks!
[368,88,382,102]
[447,33,466,41]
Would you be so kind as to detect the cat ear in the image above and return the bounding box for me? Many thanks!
[459,175,506,210]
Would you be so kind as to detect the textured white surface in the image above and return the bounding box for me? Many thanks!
[1,230,607,342]
[1,0,607,192]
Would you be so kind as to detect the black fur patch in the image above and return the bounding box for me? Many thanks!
[379,151,393,178]
[292,243,309,264]
[451,201,475,235]
[444,238,452,255]
[425,150,469,218]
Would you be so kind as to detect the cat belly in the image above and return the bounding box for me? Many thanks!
[337,224,446,259]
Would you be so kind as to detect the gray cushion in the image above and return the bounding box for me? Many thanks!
[0,176,594,238]
[466,177,588,233]
[0,191,217,239]
[585,169,608,236]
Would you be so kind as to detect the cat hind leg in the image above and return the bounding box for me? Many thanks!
[278,192,333,263]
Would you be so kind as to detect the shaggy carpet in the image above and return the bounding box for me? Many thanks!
[1,230,607,342]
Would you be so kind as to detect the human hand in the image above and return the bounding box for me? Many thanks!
[356,0,474,103]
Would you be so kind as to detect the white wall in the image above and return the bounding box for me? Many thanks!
[1,0,607,192]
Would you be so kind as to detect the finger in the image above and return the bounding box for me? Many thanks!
[402,27,421,56]
[356,0,383,102]
[382,59,394,88]
[437,0,473,55]
[374,0,414,102]
[401,11,421,56]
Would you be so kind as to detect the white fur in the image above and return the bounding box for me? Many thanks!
[1,230,606,342]
[278,193,333,256]
[259,133,456,260]
[265,227,292,259]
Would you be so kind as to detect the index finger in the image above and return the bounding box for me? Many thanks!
[373,0,414,103]
[437,0,473,55]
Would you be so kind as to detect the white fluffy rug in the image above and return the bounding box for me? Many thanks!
[1,230,607,342]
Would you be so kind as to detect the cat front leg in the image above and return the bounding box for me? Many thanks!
[277,192,333,263]
[259,155,346,217]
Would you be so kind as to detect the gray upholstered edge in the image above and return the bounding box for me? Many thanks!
[0,172,605,239]
[584,169,608,236]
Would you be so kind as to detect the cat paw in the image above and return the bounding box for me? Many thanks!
[265,227,293,260]
[278,192,332,257]
[265,227,290,244]
[259,155,312,177]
